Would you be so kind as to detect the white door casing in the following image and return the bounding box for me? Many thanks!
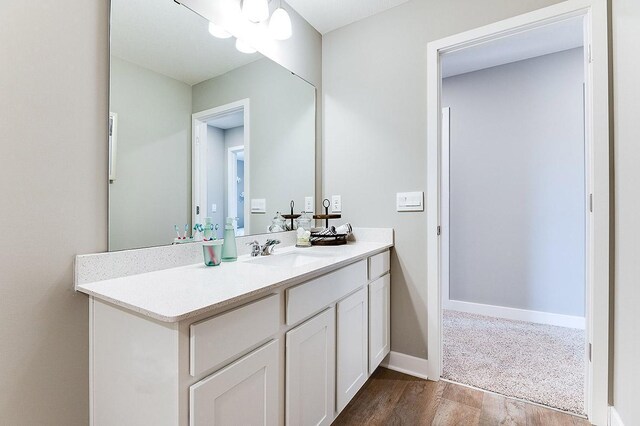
[426,1,609,424]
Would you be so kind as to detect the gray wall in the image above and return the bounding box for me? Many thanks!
[224,126,244,227]
[109,57,192,250]
[0,1,320,423]
[443,48,585,317]
[193,58,316,234]
[0,0,108,424]
[206,125,225,229]
[322,0,565,358]
[612,0,640,423]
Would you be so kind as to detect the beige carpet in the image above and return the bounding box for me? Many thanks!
[442,310,585,414]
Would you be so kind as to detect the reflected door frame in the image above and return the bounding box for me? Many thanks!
[192,99,251,233]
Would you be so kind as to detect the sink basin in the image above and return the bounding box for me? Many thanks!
[244,250,335,268]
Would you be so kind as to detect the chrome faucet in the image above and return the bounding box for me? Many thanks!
[247,239,281,257]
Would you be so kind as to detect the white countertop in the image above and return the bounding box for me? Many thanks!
[76,241,392,322]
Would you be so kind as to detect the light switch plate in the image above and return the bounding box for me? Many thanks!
[331,195,342,213]
[397,192,424,212]
[211,203,217,213]
[304,196,314,213]
[250,198,266,214]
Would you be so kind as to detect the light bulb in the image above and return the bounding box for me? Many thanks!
[235,39,257,54]
[242,0,269,23]
[268,7,292,40]
[208,22,232,39]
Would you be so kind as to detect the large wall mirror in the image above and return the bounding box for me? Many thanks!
[108,0,316,251]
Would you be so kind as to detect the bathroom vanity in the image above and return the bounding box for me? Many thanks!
[76,230,392,426]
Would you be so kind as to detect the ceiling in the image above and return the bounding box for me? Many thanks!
[110,0,261,86]
[286,0,411,34]
[207,110,244,129]
[441,16,584,78]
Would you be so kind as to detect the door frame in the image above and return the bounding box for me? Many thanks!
[426,1,610,424]
[192,99,251,232]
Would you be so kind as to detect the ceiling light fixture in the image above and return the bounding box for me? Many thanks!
[241,0,270,23]
[268,7,292,40]
[208,22,232,39]
[235,38,257,54]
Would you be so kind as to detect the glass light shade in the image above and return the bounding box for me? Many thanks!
[242,0,269,23]
[235,39,257,54]
[208,22,232,39]
[268,8,292,40]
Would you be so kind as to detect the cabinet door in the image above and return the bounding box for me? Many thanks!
[286,307,335,426]
[369,273,391,373]
[336,287,368,413]
[189,339,279,426]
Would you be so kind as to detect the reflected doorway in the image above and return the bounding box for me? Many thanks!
[192,99,250,237]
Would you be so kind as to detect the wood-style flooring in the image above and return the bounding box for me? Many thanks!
[333,368,591,426]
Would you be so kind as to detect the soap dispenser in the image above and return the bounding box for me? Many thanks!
[221,217,238,262]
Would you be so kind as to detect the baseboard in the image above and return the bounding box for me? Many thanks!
[610,406,625,426]
[444,299,585,329]
[380,351,429,380]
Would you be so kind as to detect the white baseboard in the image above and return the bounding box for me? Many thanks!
[444,299,585,329]
[380,351,429,380]
[610,406,625,426]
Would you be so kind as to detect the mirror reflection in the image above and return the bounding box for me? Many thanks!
[108,0,316,251]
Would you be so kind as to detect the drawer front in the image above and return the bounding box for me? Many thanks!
[286,260,367,326]
[368,250,390,281]
[190,294,279,377]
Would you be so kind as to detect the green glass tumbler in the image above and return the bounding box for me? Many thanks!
[203,240,223,267]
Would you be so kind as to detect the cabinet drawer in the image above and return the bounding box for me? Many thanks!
[190,294,279,377]
[368,250,390,280]
[286,260,366,326]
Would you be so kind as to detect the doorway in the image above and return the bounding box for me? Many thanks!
[426,1,610,424]
[192,99,250,236]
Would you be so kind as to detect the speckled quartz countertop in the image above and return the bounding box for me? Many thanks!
[76,241,392,322]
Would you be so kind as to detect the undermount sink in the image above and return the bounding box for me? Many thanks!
[243,250,335,268]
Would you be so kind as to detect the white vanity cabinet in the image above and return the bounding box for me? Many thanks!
[286,308,335,426]
[368,271,391,373]
[336,286,369,412]
[88,248,391,426]
[190,340,279,426]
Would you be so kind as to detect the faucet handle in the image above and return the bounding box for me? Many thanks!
[247,240,261,257]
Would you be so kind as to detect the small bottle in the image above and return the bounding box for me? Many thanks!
[221,217,238,262]
[203,217,213,241]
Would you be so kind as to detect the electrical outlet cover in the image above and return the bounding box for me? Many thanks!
[331,195,342,213]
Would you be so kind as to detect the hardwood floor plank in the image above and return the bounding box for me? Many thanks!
[442,382,484,409]
[479,392,527,426]
[333,368,409,425]
[525,403,577,426]
[385,378,446,425]
[432,398,481,426]
[334,368,588,426]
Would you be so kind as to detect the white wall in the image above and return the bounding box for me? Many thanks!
[322,0,564,358]
[193,58,316,234]
[0,1,108,424]
[443,48,585,317]
[109,57,192,250]
[611,0,640,423]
